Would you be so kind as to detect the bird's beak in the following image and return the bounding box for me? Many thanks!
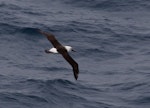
[72,49,76,52]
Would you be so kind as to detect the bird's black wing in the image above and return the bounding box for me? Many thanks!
[38,30,62,48]
[61,52,79,80]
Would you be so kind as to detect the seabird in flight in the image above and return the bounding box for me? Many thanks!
[38,30,79,80]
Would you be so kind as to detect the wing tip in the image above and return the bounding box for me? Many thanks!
[74,72,79,80]
[37,29,45,35]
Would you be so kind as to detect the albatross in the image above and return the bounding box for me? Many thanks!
[38,30,79,80]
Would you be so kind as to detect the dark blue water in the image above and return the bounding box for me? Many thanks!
[1,0,150,108]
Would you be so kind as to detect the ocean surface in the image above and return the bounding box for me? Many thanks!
[1,0,150,108]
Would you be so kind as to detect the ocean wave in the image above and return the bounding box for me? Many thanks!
[0,2,22,10]
[133,96,150,104]
[0,78,109,108]
[0,23,38,35]
[111,82,148,91]
[83,47,122,61]
[14,63,68,72]
[0,22,19,34]
[62,0,150,11]
[0,78,124,108]
[18,27,39,35]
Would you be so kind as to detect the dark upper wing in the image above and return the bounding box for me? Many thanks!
[38,30,62,48]
[61,52,79,80]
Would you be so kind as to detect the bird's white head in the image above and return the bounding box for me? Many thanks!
[64,46,76,52]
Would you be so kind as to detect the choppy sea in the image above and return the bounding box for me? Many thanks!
[1,0,150,108]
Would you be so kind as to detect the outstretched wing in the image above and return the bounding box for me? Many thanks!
[61,52,79,80]
[38,30,62,48]
[38,29,79,80]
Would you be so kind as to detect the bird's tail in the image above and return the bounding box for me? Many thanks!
[45,49,51,53]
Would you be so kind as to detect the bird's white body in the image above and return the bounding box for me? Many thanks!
[48,46,73,54]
